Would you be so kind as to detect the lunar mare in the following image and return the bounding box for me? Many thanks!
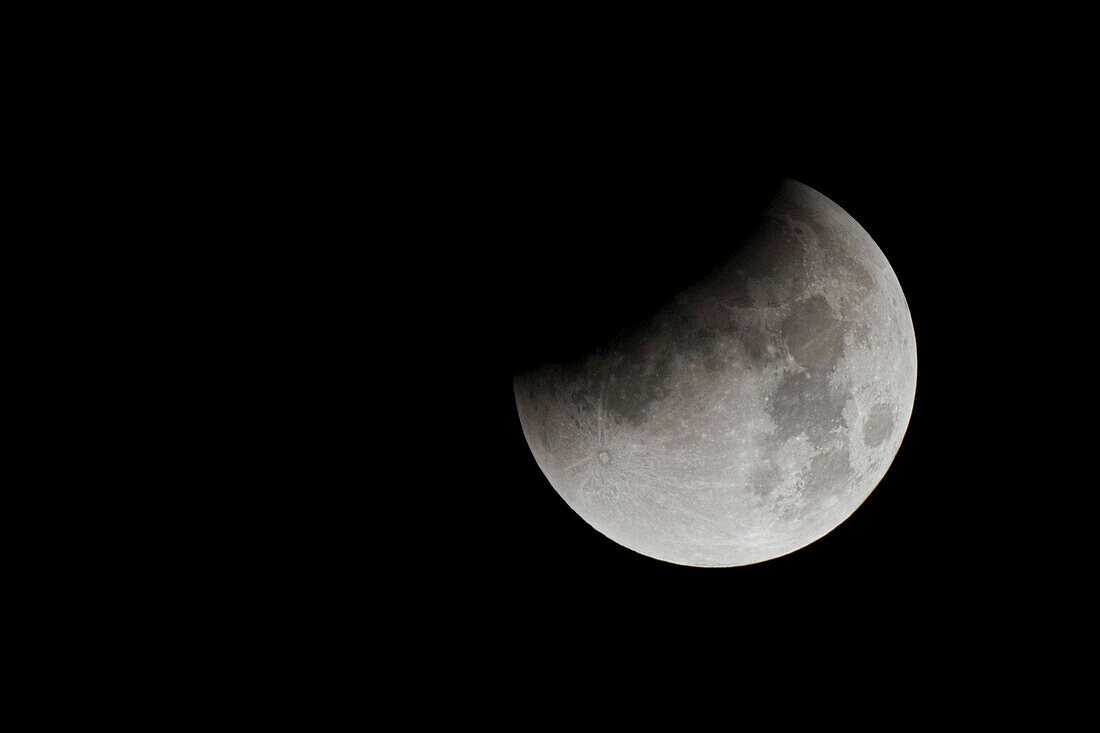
[514,179,916,567]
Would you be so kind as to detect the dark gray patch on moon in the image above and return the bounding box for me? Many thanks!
[833,249,876,293]
[808,444,852,491]
[514,179,917,567]
[737,324,773,365]
[768,370,850,445]
[863,404,897,449]
[783,296,844,371]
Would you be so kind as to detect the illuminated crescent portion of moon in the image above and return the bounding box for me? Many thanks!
[513,179,916,567]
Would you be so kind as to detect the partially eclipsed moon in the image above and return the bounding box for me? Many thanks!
[513,179,917,567]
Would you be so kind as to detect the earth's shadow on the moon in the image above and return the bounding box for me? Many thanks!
[508,175,789,376]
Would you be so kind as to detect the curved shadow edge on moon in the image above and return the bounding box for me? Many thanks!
[513,179,917,567]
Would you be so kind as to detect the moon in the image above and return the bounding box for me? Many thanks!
[513,179,916,567]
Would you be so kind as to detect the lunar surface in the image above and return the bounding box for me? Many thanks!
[513,179,916,567]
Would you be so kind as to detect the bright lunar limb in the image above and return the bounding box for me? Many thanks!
[514,179,917,567]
